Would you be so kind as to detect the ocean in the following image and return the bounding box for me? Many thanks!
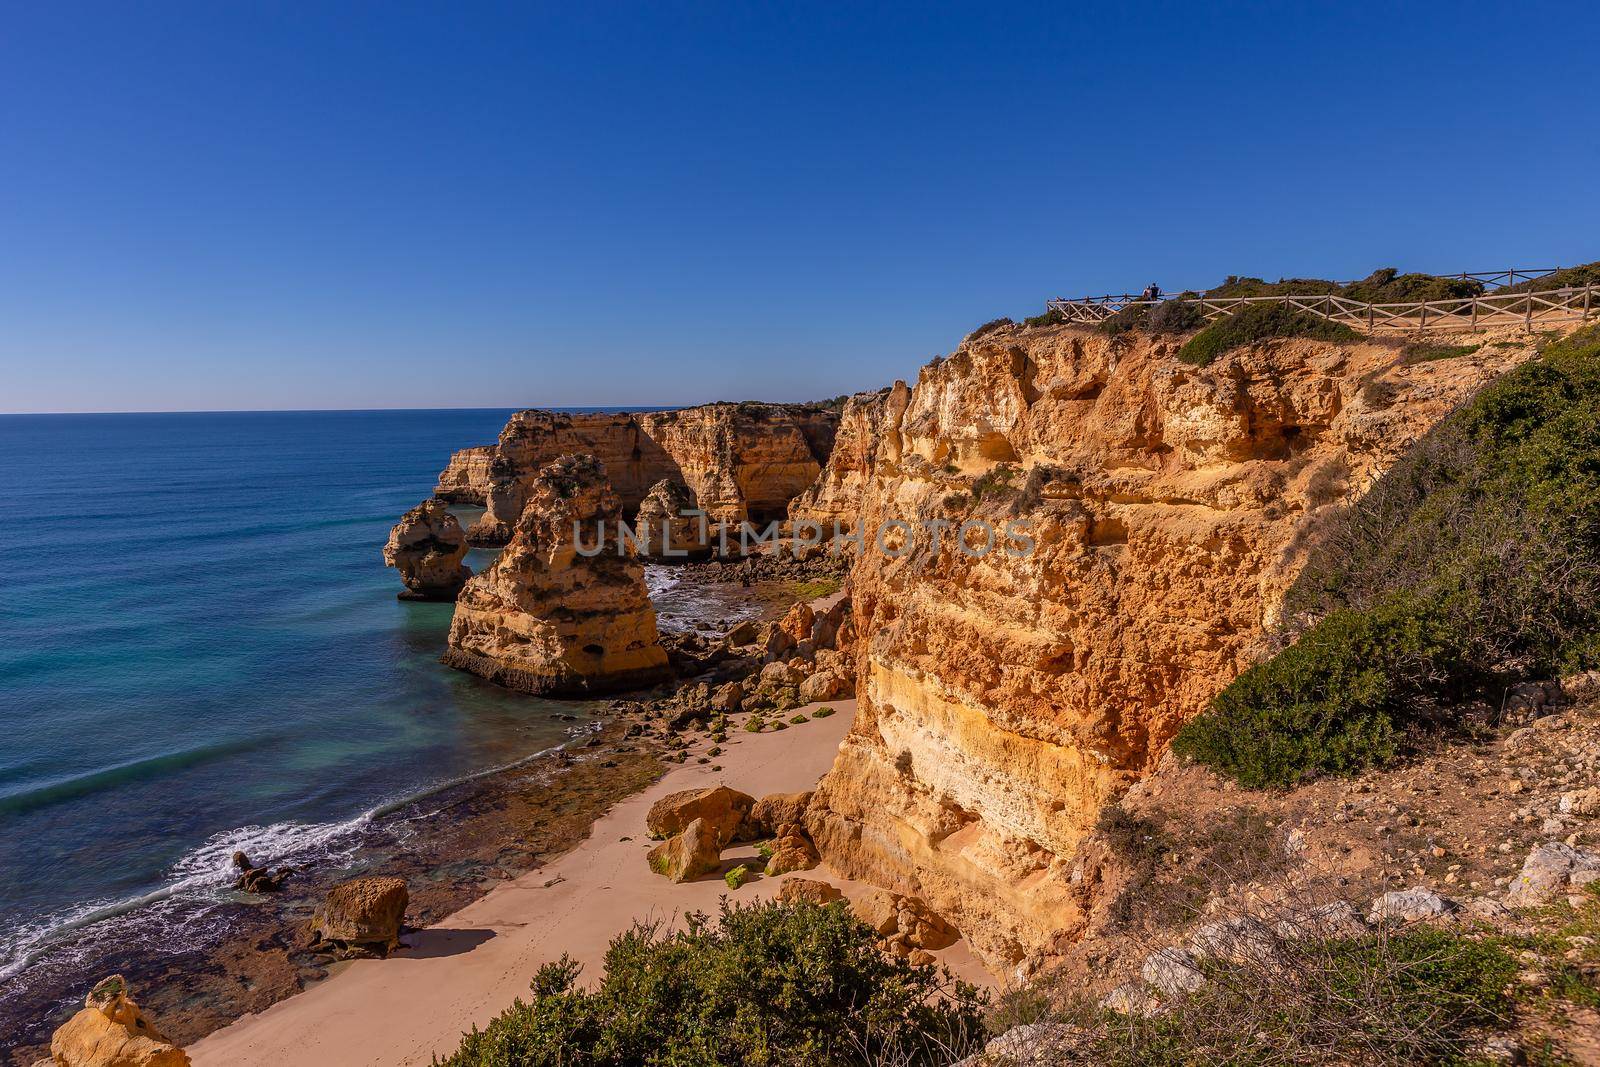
[0,408,704,1016]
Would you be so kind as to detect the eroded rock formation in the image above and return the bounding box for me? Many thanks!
[443,454,671,695]
[439,403,840,545]
[434,445,497,504]
[383,499,471,601]
[633,478,708,559]
[49,975,190,1067]
[803,320,1536,968]
[789,384,908,532]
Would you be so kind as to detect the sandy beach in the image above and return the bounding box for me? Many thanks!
[190,697,990,1066]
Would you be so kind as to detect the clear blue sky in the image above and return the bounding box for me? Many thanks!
[3,2,1597,413]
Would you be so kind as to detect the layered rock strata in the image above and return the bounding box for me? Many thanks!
[433,445,497,504]
[804,320,1536,968]
[438,403,840,545]
[443,454,671,696]
[383,499,471,600]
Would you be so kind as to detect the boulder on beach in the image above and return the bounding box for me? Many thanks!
[645,785,754,844]
[383,499,471,601]
[777,877,843,905]
[308,876,409,956]
[749,791,813,838]
[49,974,190,1067]
[647,817,722,883]
[764,822,820,876]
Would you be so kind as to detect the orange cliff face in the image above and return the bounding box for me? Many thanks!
[435,403,839,544]
[801,320,1538,970]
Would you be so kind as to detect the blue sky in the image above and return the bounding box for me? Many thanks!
[2,2,1597,413]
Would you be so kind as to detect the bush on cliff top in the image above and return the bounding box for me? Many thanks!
[436,899,986,1067]
[998,926,1516,1064]
[1496,260,1600,295]
[1175,326,1600,787]
[1176,303,1359,367]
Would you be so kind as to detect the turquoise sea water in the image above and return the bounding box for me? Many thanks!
[0,409,652,994]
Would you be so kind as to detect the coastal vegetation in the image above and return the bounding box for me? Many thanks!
[988,925,1519,1065]
[436,899,986,1066]
[1176,326,1600,786]
[1176,303,1359,367]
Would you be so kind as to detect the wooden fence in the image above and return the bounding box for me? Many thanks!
[1044,269,1595,333]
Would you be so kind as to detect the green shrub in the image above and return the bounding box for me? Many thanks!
[968,317,1014,341]
[1067,927,1515,1064]
[812,706,836,718]
[1023,308,1065,328]
[437,900,987,1066]
[1096,302,1150,336]
[1340,267,1483,304]
[724,865,750,889]
[789,713,809,724]
[1177,327,1600,786]
[1145,296,1206,334]
[1177,303,1359,366]
[1400,339,1481,364]
[1497,260,1600,295]
[1206,274,1343,298]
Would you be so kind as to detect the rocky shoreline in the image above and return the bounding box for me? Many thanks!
[0,717,662,1065]
[1,560,844,1066]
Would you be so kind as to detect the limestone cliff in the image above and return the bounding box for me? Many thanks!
[439,403,840,545]
[803,320,1537,968]
[433,445,497,504]
[442,454,670,696]
[790,385,909,531]
[636,403,832,524]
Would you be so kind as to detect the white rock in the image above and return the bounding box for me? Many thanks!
[1368,886,1456,925]
[1142,947,1205,996]
[1188,916,1275,963]
[1271,900,1367,940]
[1099,981,1158,1017]
[1506,842,1600,907]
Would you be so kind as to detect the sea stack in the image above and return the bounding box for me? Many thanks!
[383,499,471,601]
[443,453,671,695]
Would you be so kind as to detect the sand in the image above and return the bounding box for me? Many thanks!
[190,698,990,1066]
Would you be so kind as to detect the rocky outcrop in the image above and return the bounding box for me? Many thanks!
[443,454,671,696]
[434,445,497,504]
[308,876,408,957]
[647,817,723,883]
[790,385,909,532]
[49,975,190,1067]
[633,479,709,559]
[383,499,471,601]
[635,403,832,524]
[442,403,841,545]
[645,785,754,844]
[804,320,1537,967]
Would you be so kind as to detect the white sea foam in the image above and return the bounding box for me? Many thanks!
[0,732,591,988]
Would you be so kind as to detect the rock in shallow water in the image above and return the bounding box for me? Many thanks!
[383,499,471,601]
